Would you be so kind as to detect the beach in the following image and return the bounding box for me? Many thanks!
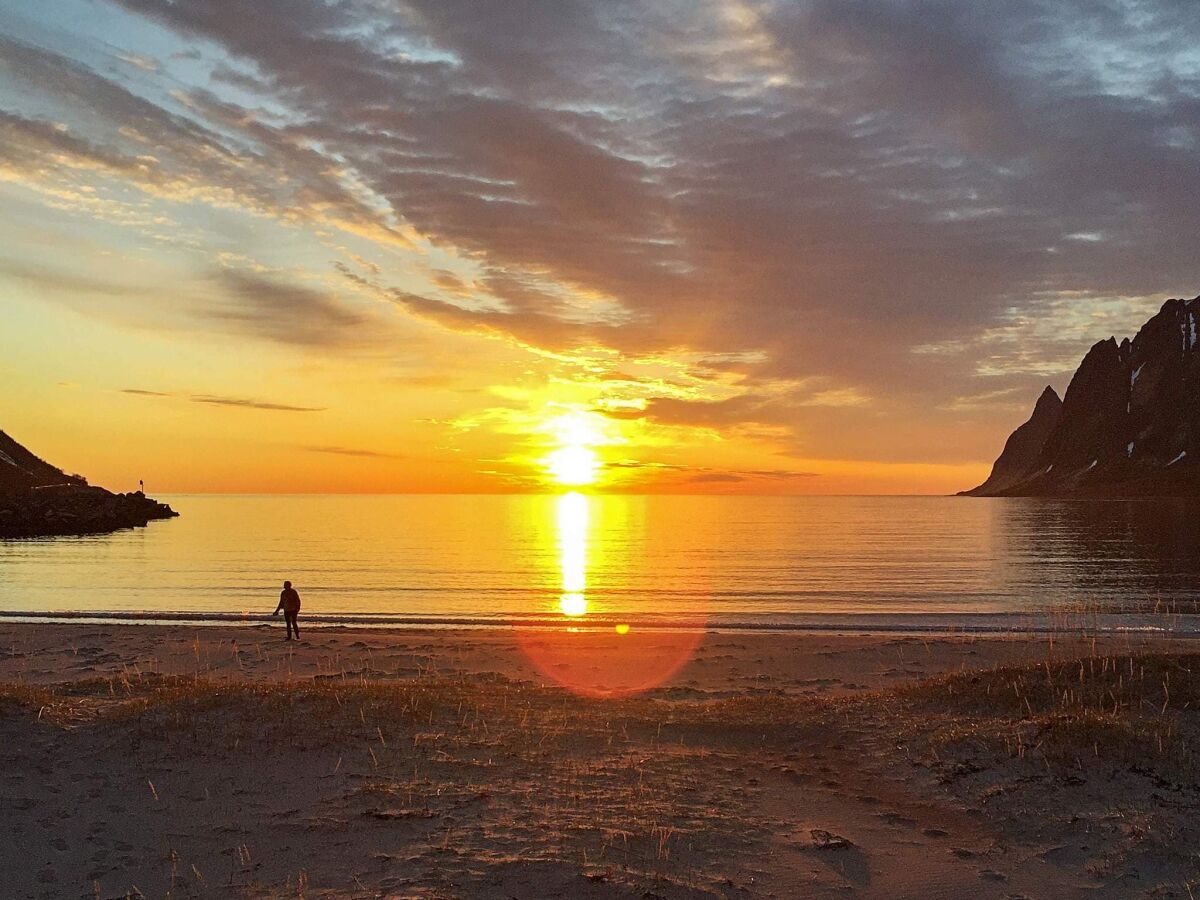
[3,623,1199,898]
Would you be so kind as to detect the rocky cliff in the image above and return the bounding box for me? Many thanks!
[0,430,178,538]
[0,429,86,492]
[963,296,1200,498]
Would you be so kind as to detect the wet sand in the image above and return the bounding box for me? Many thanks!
[2,623,1198,898]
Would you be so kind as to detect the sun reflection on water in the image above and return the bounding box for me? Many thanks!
[556,491,589,618]
[516,490,706,698]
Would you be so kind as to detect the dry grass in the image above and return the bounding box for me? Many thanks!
[890,652,1200,780]
[5,650,1200,896]
[0,681,54,717]
[1,672,774,892]
[11,651,1199,772]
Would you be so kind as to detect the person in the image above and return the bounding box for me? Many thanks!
[273,580,302,641]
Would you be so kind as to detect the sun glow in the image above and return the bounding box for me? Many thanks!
[546,445,599,486]
[540,409,611,486]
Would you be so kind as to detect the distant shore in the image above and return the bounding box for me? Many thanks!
[3,623,1200,897]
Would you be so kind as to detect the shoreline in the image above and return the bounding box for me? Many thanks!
[3,607,1200,636]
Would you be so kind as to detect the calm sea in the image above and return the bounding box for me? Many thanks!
[2,495,1199,630]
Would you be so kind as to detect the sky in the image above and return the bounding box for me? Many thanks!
[1,0,1198,494]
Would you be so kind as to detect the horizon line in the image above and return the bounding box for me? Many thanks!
[143,490,962,497]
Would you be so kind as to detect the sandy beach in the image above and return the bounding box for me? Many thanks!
[2,622,1199,899]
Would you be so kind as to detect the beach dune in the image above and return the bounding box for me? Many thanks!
[2,624,1198,898]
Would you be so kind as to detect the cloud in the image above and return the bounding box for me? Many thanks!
[116,52,159,72]
[121,389,324,413]
[0,35,414,249]
[190,395,325,412]
[207,271,371,348]
[10,0,1200,466]
[684,469,818,484]
[305,445,404,458]
[686,472,744,484]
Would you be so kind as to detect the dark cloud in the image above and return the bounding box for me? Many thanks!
[0,35,413,247]
[190,395,325,412]
[208,271,369,348]
[606,460,688,470]
[611,460,818,484]
[121,389,324,413]
[0,258,149,299]
[683,469,818,484]
[686,473,744,484]
[305,446,404,459]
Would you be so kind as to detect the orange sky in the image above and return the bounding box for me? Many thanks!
[2,1,1194,494]
[2,289,986,494]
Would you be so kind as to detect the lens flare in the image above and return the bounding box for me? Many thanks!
[515,492,708,698]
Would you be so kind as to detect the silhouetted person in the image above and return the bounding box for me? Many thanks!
[273,580,302,641]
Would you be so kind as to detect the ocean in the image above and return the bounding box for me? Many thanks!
[2,494,1199,631]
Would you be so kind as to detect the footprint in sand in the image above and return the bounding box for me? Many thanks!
[876,811,917,827]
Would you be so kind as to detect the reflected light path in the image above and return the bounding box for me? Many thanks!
[557,492,588,618]
[515,492,707,698]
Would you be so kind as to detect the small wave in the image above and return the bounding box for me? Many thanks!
[2,609,1198,636]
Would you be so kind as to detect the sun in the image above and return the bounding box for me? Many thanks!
[540,410,608,486]
[546,445,599,486]
[559,592,588,617]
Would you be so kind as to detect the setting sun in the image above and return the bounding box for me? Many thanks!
[546,445,600,486]
[539,410,611,487]
[559,592,587,617]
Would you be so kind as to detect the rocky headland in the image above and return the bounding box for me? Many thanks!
[964,295,1200,498]
[0,430,177,538]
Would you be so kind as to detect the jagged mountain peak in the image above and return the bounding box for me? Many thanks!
[1036,385,1061,403]
[963,293,1200,497]
[960,384,1062,496]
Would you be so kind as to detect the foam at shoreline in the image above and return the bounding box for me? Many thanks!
[3,608,1198,635]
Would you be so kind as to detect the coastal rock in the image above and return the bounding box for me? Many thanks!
[0,430,177,538]
[962,386,1062,495]
[0,429,87,492]
[963,295,1200,497]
